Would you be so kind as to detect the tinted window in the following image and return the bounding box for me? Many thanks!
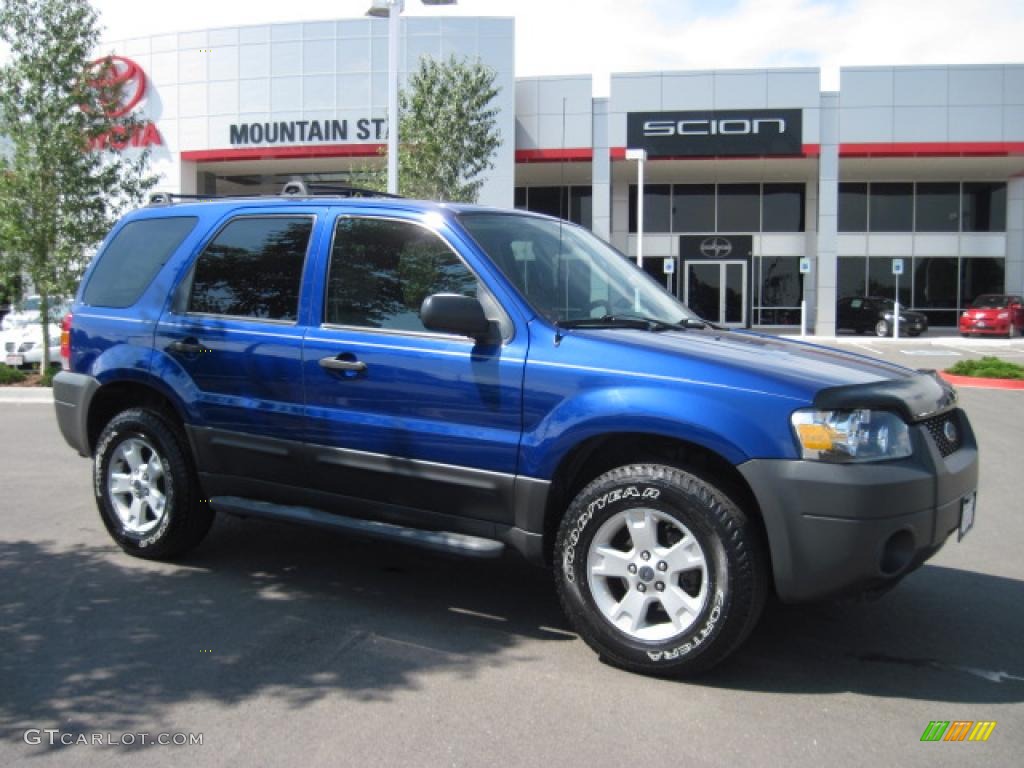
[758,256,802,307]
[762,184,805,232]
[913,258,958,308]
[915,182,959,232]
[837,256,867,299]
[569,186,593,229]
[326,217,479,332]
[84,217,198,308]
[188,216,312,321]
[525,186,568,219]
[513,187,527,209]
[672,184,715,233]
[960,258,1004,306]
[869,183,913,232]
[717,184,760,232]
[962,182,1006,232]
[629,184,671,233]
[838,183,868,232]
[868,259,910,304]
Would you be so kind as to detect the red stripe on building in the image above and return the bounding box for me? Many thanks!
[607,142,1024,160]
[181,144,386,162]
[515,148,594,163]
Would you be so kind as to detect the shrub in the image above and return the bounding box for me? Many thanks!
[946,356,1024,380]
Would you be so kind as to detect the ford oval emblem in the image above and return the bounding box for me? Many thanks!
[943,421,958,444]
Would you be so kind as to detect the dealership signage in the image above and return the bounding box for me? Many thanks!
[86,56,163,151]
[229,118,387,146]
[627,109,802,157]
[680,235,753,261]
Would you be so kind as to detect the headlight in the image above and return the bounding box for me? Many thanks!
[791,408,913,462]
[998,311,1009,319]
[17,341,36,353]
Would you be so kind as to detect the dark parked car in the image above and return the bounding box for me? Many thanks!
[837,296,928,337]
[959,294,1024,338]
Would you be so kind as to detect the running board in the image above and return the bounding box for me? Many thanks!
[210,496,505,559]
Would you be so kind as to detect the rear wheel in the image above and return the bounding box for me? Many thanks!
[555,464,767,677]
[94,408,213,559]
[875,320,890,337]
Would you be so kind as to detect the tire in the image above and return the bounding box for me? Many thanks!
[94,408,213,560]
[874,320,890,337]
[554,464,767,677]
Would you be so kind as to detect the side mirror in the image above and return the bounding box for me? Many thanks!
[420,293,493,342]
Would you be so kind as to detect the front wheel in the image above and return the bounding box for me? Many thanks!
[875,320,890,337]
[94,408,213,559]
[555,464,767,677]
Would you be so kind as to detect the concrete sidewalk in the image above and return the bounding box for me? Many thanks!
[0,386,54,403]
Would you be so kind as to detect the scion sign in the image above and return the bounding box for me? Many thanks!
[627,109,802,157]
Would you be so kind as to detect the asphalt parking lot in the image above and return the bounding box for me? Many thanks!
[1,344,1022,768]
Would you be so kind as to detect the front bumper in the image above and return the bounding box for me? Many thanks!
[53,371,100,457]
[739,407,978,603]
[959,318,1011,335]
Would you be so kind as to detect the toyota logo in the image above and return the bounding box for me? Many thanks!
[87,56,147,118]
[943,421,958,444]
[700,236,733,259]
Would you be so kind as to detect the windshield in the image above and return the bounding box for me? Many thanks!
[458,213,698,326]
[15,296,41,312]
[971,295,1008,309]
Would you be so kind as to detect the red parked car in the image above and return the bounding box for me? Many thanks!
[959,294,1024,338]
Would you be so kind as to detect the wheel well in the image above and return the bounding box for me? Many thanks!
[541,433,768,569]
[87,382,184,455]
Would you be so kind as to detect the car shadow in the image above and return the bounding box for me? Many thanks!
[0,515,571,739]
[706,564,1024,703]
[2,517,1021,743]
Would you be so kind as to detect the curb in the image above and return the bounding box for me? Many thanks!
[0,387,54,403]
[939,372,1024,391]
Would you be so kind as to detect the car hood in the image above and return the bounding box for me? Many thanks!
[560,326,941,408]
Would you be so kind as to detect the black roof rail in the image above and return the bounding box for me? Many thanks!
[280,181,403,199]
[147,192,228,206]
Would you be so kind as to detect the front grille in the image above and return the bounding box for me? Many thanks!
[922,411,961,457]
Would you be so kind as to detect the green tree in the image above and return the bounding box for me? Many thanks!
[0,0,157,371]
[397,55,501,202]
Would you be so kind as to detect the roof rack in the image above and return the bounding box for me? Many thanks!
[147,182,402,206]
[280,180,402,199]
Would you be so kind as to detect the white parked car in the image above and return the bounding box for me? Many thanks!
[1,295,42,331]
[1,300,69,368]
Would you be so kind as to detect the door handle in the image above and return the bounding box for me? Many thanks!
[166,339,204,355]
[319,356,367,373]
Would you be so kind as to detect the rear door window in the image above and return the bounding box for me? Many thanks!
[187,216,313,322]
[82,217,198,308]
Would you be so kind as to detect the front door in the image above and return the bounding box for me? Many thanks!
[301,213,527,526]
[683,260,747,327]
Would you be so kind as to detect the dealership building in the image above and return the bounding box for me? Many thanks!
[102,15,1024,334]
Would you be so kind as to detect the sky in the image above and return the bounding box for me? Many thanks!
[12,0,1024,92]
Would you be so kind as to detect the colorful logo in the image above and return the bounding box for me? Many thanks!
[87,56,147,118]
[920,721,997,742]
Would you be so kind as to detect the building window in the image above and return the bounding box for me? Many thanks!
[761,184,805,232]
[838,183,868,232]
[867,258,911,305]
[962,182,1007,232]
[869,183,914,232]
[960,258,1005,306]
[671,184,716,233]
[516,186,592,229]
[915,182,960,232]
[837,256,867,299]
[756,256,802,325]
[629,184,672,233]
[912,257,958,309]
[717,183,760,232]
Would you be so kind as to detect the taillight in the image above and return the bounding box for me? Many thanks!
[60,312,73,370]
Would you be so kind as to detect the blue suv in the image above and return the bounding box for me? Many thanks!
[53,186,979,676]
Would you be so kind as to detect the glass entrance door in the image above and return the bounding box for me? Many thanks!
[683,260,747,327]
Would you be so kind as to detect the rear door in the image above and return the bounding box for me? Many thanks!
[154,209,324,492]
[301,211,527,525]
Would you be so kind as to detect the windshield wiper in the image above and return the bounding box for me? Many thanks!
[556,314,709,335]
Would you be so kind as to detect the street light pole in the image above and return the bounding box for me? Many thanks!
[625,148,647,268]
[367,0,457,196]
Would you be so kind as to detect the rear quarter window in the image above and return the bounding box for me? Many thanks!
[82,217,198,308]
